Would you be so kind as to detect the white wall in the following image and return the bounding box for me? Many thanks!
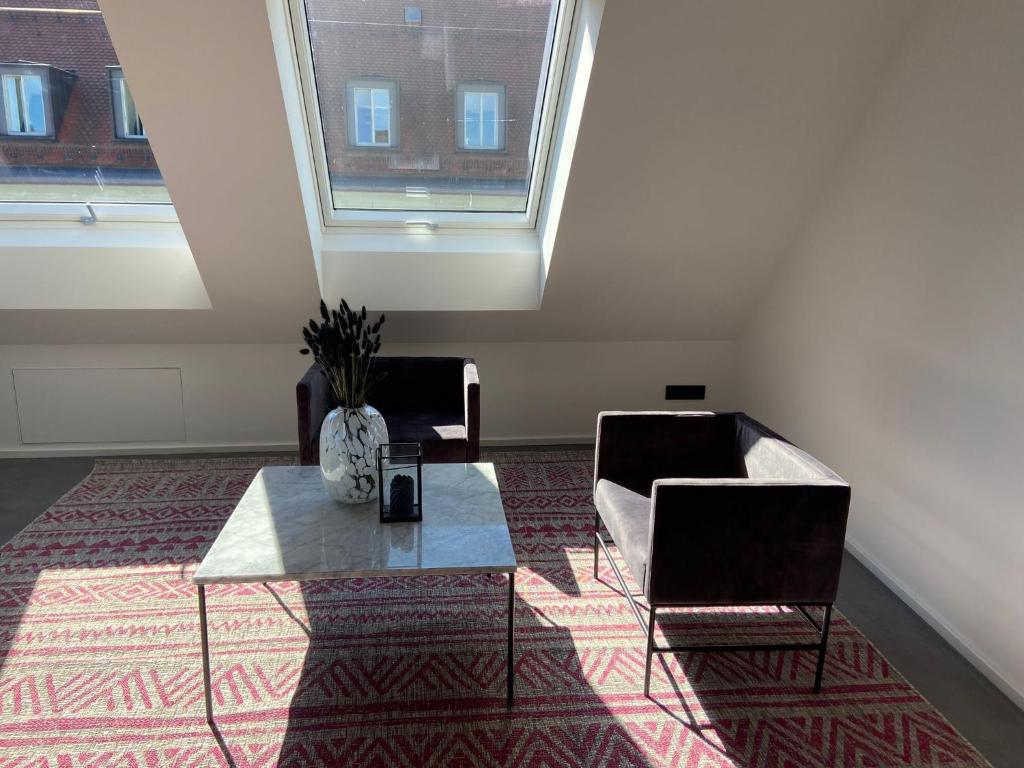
[738,0,1024,707]
[0,340,737,455]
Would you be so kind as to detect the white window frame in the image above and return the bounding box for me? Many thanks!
[346,79,398,148]
[0,202,178,224]
[286,0,579,230]
[457,82,506,152]
[1,68,50,138]
[108,67,146,140]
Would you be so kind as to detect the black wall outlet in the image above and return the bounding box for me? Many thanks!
[665,385,706,401]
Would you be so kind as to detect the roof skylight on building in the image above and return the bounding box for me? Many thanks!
[0,1,169,207]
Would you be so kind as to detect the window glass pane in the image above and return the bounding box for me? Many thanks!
[24,75,46,133]
[304,0,560,213]
[354,88,372,145]
[371,88,390,144]
[119,77,144,138]
[0,0,169,204]
[2,77,19,134]
[464,92,481,148]
[3,74,45,134]
[482,92,498,149]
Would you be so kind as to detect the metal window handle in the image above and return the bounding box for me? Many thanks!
[405,220,438,230]
[81,203,98,225]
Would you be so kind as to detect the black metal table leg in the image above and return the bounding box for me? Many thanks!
[197,584,214,725]
[507,572,515,708]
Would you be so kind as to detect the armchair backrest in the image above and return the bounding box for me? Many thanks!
[368,357,466,413]
[595,412,740,496]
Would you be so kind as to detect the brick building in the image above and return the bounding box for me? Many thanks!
[306,0,553,196]
[0,0,158,187]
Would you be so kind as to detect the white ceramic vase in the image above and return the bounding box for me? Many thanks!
[319,405,389,504]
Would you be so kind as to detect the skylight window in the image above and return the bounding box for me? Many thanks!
[294,0,573,222]
[0,1,170,206]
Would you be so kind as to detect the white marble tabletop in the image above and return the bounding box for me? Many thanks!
[192,463,516,585]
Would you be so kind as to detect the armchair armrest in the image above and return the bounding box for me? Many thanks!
[646,478,850,605]
[463,358,480,462]
[595,411,735,496]
[296,364,332,465]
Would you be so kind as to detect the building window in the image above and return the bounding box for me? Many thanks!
[457,83,505,151]
[0,63,74,141]
[108,67,145,140]
[295,0,572,218]
[346,80,397,148]
[2,72,47,136]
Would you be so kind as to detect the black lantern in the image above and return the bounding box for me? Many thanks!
[377,443,423,523]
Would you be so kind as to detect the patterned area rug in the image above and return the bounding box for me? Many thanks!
[0,451,990,767]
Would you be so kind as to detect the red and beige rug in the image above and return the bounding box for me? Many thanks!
[0,451,990,767]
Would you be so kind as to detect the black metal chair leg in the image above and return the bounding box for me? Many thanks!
[643,606,657,696]
[813,604,833,692]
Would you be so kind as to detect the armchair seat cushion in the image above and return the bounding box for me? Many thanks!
[595,479,651,591]
[381,408,467,444]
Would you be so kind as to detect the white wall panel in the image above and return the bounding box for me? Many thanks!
[13,367,186,444]
[0,341,737,454]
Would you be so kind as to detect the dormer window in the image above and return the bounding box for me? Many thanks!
[0,63,74,139]
[2,72,46,135]
[108,67,146,140]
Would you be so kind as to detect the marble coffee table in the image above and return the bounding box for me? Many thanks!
[192,462,517,724]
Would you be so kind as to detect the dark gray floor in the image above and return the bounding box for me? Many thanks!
[0,456,96,545]
[1,452,1021,766]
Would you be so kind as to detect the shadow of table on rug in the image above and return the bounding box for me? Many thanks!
[212,573,663,767]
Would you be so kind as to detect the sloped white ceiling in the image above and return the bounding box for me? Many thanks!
[0,0,921,344]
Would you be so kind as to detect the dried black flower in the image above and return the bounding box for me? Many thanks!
[299,299,386,408]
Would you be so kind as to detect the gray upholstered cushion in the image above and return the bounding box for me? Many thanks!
[594,479,651,590]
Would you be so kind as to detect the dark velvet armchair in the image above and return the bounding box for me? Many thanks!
[593,411,850,694]
[297,357,480,465]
